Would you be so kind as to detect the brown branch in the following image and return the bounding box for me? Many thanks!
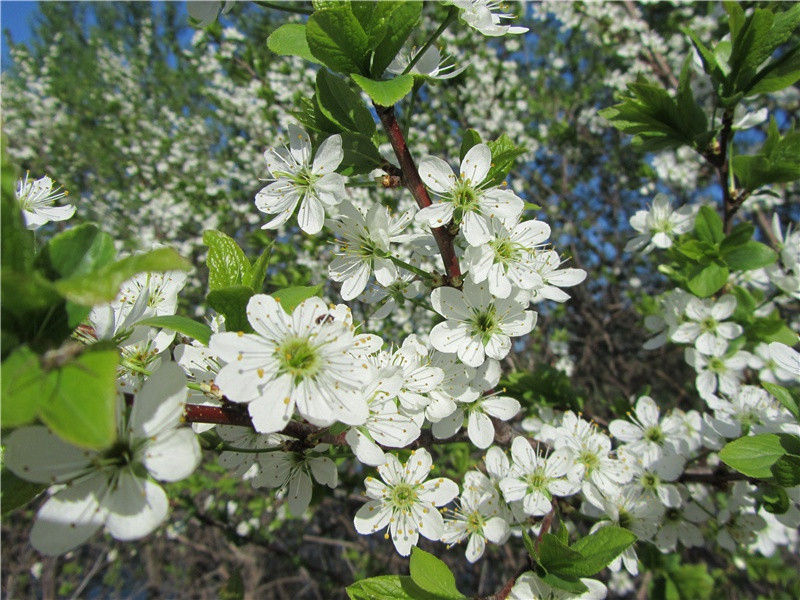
[374,104,462,287]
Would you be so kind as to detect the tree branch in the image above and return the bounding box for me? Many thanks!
[375,104,462,286]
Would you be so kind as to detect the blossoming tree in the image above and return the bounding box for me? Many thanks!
[2,1,800,598]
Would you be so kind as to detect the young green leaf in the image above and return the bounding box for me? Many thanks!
[686,261,729,298]
[721,240,777,271]
[1,468,46,515]
[271,284,324,314]
[485,134,527,187]
[351,73,414,107]
[206,286,255,333]
[37,223,116,279]
[1,345,45,427]
[346,574,448,600]
[136,315,213,346]
[55,247,192,305]
[537,533,584,573]
[409,547,465,599]
[693,206,724,245]
[316,69,376,135]
[267,23,320,64]
[368,1,422,77]
[37,348,120,450]
[770,454,800,487]
[306,7,370,75]
[460,129,482,162]
[719,433,800,478]
[762,382,799,419]
[204,230,251,290]
[246,246,271,292]
[563,526,638,577]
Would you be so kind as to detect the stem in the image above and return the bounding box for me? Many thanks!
[384,252,433,282]
[717,109,736,233]
[254,1,313,16]
[375,104,462,286]
[402,7,458,75]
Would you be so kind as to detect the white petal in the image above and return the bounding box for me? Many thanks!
[309,456,338,488]
[346,428,384,466]
[286,470,313,516]
[288,123,311,165]
[354,500,392,534]
[482,396,521,420]
[431,286,470,320]
[30,473,107,555]
[418,477,459,506]
[404,449,433,484]
[467,411,495,449]
[415,201,455,228]
[462,211,492,246]
[460,143,491,184]
[465,532,486,562]
[419,156,456,194]
[249,379,294,433]
[104,474,169,541]
[297,196,325,234]
[129,362,187,438]
[142,429,201,482]
[3,426,94,484]
[312,134,343,174]
[413,502,445,541]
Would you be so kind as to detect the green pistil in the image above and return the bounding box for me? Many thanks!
[578,450,599,474]
[391,483,418,510]
[525,469,548,492]
[470,306,498,344]
[618,509,633,529]
[641,472,660,490]
[665,508,681,522]
[466,510,485,534]
[277,337,320,382]
[644,426,664,444]
[453,183,479,211]
[700,317,717,333]
[708,357,725,373]
[490,238,518,263]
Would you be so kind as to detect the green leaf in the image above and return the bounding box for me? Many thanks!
[762,382,799,419]
[564,526,637,577]
[206,286,255,333]
[245,246,271,292]
[733,119,800,190]
[719,433,800,478]
[539,572,588,595]
[720,222,755,251]
[219,569,245,600]
[758,483,790,514]
[55,248,192,305]
[1,270,70,351]
[693,206,724,244]
[460,129,482,162]
[368,1,422,77]
[1,345,44,426]
[749,314,800,345]
[666,564,714,600]
[485,134,527,187]
[686,260,729,297]
[306,7,370,75]
[136,315,212,346]
[599,76,710,151]
[339,131,384,175]
[522,529,538,559]
[37,223,116,279]
[351,73,414,107]
[1,468,46,515]
[675,239,716,261]
[771,454,800,487]
[37,348,120,450]
[747,44,800,96]
[722,240,777,271]
[267,23,321,64]
[0,145,33,272]
[538,533,584,573]
[350,1,399,48]
[204,230,251,290]
[676,56,708,143]
[316,69,376,135]
[408,547,464,599]
[271,285,324,314]
[346,575,450,600]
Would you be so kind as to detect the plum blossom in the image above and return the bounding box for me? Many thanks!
[353,449,458,556]
[3,363,200,555]
[16,173,75,230]
[416,143,524,246]
[451,1,529,37]
[670,294,743,354]
[429,279,536,367]
[208,294,372,433]
[624,194,695,253]
[255,124,346,234]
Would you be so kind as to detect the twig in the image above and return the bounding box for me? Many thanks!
[375,105,462,286]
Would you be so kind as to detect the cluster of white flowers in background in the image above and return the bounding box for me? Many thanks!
[4,3,800,598]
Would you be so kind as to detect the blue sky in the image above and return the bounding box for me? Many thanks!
[1,1,38,67]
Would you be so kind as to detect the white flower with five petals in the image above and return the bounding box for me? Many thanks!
[16,173,75,230]
[415,144,523,246]
[3,363,200,555]
[255,124,346,234]
[353,449,459,556]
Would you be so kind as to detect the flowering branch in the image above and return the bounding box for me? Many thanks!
[375,104,462,286]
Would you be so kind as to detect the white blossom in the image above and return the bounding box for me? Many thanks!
[624,194,695,253]
[15,173,75,230]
